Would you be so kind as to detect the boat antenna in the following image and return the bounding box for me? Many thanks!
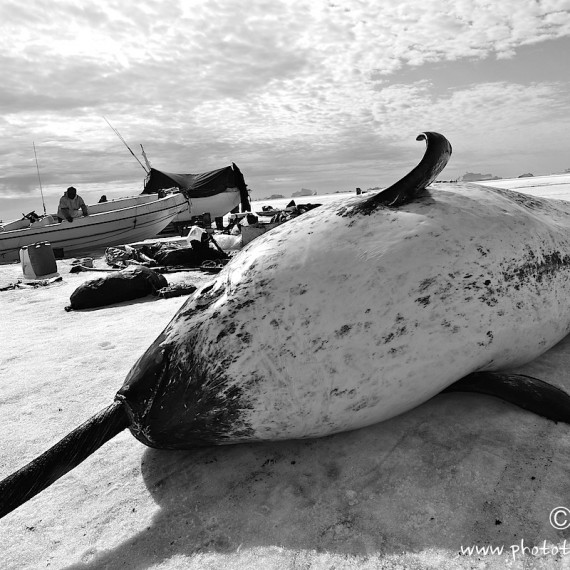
[102,116,148,174]
[32,142,47,216]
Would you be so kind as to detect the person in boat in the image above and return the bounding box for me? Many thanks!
[57,187,89,222]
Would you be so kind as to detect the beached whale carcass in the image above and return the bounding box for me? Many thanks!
[116,132,570,448]
[2,132,570,518]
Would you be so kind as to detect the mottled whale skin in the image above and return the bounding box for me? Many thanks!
[118,134,570,449]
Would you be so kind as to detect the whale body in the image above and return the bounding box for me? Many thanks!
[117,133,570,448]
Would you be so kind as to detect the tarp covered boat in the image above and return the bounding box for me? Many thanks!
[142,163,251,220]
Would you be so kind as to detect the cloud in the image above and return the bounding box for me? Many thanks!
[0,0,569,217]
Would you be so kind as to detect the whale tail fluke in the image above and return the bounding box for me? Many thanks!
[0,401,129,519]
[354,131,452,215]
[444,372,570,424]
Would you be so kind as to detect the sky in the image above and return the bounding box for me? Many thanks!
[1,0,570,221]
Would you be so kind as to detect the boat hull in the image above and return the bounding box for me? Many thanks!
[0,194,189,263]
[171,188,241,222]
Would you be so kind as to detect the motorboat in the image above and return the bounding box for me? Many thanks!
[0,193,189,263]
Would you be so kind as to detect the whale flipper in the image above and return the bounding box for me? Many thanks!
[443,372,570,424]
[355,131,452,215]
[0,401,128,519]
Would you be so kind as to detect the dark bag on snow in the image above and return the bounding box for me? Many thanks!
[152,245,201,266]
[66,266,168,310]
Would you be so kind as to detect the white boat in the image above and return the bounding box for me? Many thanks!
[0,193,189,263]
[142,164,250,225]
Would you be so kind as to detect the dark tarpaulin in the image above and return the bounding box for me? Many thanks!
[142,163,250,211]
[143,163,244,196]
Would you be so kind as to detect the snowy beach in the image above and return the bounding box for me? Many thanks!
[3,176,570,569]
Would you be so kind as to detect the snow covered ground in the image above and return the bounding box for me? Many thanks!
[475,173,570,201]
[2,176,570,569]
[251,191,354,213]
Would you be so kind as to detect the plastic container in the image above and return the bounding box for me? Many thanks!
[241,223,280,246]
[20,242,59,279]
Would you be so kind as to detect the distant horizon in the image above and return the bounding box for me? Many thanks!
[253,168,570,197]
[1,1,569,221]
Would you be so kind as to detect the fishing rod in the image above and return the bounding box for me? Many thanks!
[102,116,148,174]
[32,142,47,216]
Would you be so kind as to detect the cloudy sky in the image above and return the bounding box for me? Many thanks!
[1,0,570,221]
